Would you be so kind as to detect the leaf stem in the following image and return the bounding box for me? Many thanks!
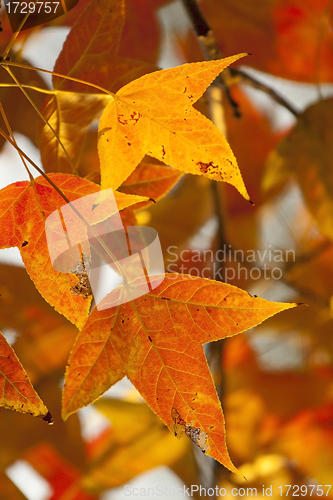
[0,60,114,96]
[230,67,299,117]
[2,64,79,174]
[1,12,30,59]
[0,83,61,93]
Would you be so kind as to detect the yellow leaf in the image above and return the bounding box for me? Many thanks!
[98,55,250,199]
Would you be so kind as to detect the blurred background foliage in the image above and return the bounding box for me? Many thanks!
[1,0,333,498]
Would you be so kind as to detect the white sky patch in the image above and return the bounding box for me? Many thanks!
[6,460,53,500]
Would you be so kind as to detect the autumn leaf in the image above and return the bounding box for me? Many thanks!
[62,274,297,472]
[191,0,333,83]
[0,173,147,328]
[118,0,172,64]
[0,331,52,422]
[38,0,159,177]
[0,264,78,384]
[0,54,48,152]
[279,403,333,484]
[145,175,214,252]
[264,98,333,242]
[23,443,98,500]
[81,399,190,491]
[52,0,155,93]
[0,374,86,473]
[38,92,112,174]
[98,55,250,199]
[51,0,170,64]
[118,162,183,209]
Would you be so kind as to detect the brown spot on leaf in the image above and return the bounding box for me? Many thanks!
[21,241,28,247]
[118,114,128,125]
[185,425,210,453]
[197,161,218,174]
[171,408,210,453]
[130,111,142,124]
[70,254,92,299]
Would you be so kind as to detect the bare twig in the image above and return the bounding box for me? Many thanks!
[181,0,241,117]
[230,67,299,117]
[180,0,237,490]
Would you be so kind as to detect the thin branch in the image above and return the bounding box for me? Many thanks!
[0,83,59,93]
[0,128,129,284]
[230,67,299,117]
[0,60,114,96]
[181,0,235,489]
[1,12,30,59]
[3,64,79,174]
[181,0,241,117]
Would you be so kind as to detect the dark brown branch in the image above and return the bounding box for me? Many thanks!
[181,0,241,117]
[230,68,299,117]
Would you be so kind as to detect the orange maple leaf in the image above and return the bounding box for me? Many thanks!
[62,274,297,473]
[0,331,52,422]
[0,173,147,328]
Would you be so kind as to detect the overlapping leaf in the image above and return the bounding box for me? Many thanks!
[279,403,333,484]
[0,173,147,328]
[0,264,78,384]
[98,55,250,199]
[52,0,155,93]
[145,175,214,252]
[39,0,159,177]
[63,274,296,472]
[118,0,172,64]
[198,0,333,83]
[0,331,51,421]
[0,55,48,152]
[23,443,98,500]
[119,162,183,209]
[0,374,86,472]
[81,399,190,491]
[39,92,112,174]
[264,98,333,242]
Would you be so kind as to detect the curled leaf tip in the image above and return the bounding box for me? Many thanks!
[42,411,54,425]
